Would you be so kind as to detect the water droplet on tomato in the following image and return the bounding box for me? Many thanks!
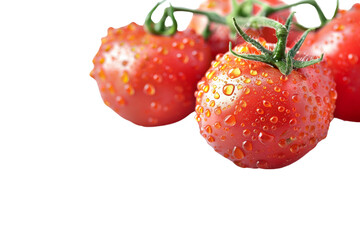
[115,96,125,106]
[278,139,286,148]
[270,116,278,124]
[223,84,235,96]
[263,100,272,108]
[233,146,245,159]
[205,125,212,134]
[242,141,253,151]
[124,84,135,95]
[227,68,241,78]
[256,160,269,169]
[258,131,274,144]
[143,84,155,96]
[243,129,251,137]
[290,144,299,153]
[224,115,237,126]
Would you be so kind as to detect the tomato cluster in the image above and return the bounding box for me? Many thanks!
[90,1,360,169]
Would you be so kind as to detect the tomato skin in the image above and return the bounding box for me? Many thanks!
[188,0,303,58]
[301,4,360,122]
[195,41,336,169]
[91,23,212,126]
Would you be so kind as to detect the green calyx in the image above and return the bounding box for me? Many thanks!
[229,13,323,76]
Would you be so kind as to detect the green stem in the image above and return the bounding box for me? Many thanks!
[230,15,323,76]
[170,6,227,25]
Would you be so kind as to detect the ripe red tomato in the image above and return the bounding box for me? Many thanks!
[188,0,302,57]
[301,4,360,121]
[195,41,336,169]
[90,23,212,126]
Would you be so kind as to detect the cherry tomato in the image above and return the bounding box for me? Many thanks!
[195,40,336,169]
[91,23,212,126]
[301,4,360,121]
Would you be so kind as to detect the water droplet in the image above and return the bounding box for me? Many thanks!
[242,141,253,151]
[244,88,251,94]
[292,94,299,103]
[329,89,337,101]
[224,115,237,126]
[203,84,210,93]
[143,84,155,95]
[270,116,278,124]
[278,139,286,148]
[348,54,359,64]
[278,106,285,112]
[258,131,274,144]
[215,107,222,115]
[223,84,235,96]
[250,70,258,76]
[310,113,317,122]
[289,118,297,126]
[274,86,281,92]
[150,101,160,111]
[290,144,299,153]
[205,125,212,134]
[207,136,215,143]
[243,78,251,84]
[209,100,215,107]
[243,129,251,137]
[115,96,125,105]
[121,71,129,83]
[333,24,345,31]
[205,109,211,117]
[233,146,245,159]
[214,122,221,129]
[214,92,220,99]
[256,160,269,169]
[263,100,272,108]
[256,108,264,114]
[206,70,216,79]
[124,84,135,95]
[227,68,241,78]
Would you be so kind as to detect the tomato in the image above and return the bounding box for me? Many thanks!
[90,23,212,126]
[301,4,360,122]
[195,40,336,169]
[188,0,303,57]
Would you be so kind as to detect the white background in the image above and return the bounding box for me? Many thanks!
[1,0,359,239]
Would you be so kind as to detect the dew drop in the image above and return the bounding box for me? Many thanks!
[143,84,156,96]
[292,94,299,103]
[124,84,135,95]
[233,146,245,159]
[250,70,258,76]
[256,160,269,169]
[115,96,125,105]
[278,139,286,148]
[223,84,235,96]
[258,131,274,144]
[242,141,253,151]
[270,116,278,124]
[227,68,241,78]
[224,115,237,126]
[290,144,299,153]
[263,100,272,108]
[256,108,264,114]
[243,129,251,137]
[205,125,212,134]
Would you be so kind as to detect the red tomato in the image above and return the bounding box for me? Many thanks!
[301,4,360,121]
[188,0,303,57]
[195,41,336,169]
[90,23,212,126]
